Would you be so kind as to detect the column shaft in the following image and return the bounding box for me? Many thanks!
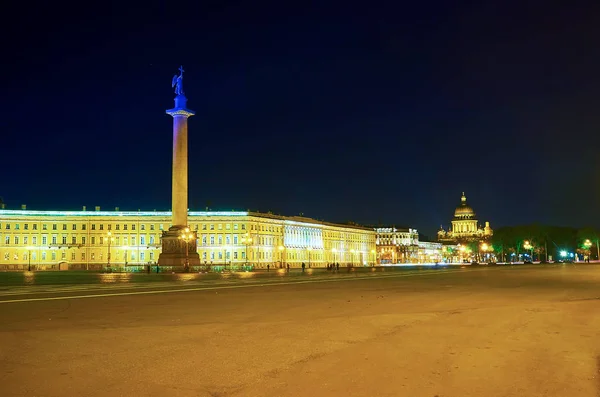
[172,115,188,227]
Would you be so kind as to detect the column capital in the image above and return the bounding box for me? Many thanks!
[166,108,195,118]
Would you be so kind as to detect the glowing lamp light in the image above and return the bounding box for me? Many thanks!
[560,250,567,258]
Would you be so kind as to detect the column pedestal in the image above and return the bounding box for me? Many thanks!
[157,226,200,272]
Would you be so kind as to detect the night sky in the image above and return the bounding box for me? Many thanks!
[2,1,600,238]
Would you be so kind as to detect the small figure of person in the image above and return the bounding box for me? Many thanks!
[287,263,290,272]
[301,262,306,272]
[336,263,340,271]
[267,264,270,272]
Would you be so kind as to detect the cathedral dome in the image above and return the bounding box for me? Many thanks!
[454,192,476,219]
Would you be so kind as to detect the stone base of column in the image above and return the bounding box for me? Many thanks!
[157,227,200,272]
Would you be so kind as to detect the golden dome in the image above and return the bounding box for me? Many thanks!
[454,192,476,219]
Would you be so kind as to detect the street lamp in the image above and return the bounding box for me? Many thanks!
[458,244,465,263]
[584,239,592,262]
[179,227,194,272]
[307,246,312,268]
[241,233,252,266]
[278,245,284,268]
[123,244,129,268]
[523,240,534,262]
[104,232,114,271]
[26,246,35,271]
[480,243,488,262]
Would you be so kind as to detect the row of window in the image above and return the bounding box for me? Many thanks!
[1,222,371,240]
[1,223,251,232]
[3,249,352,263]
[2,235,156,246]
[3,251,155,262]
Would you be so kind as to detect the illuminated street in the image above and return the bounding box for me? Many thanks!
[1,265,599,397]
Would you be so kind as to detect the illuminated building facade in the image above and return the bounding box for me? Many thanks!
[417,241,443,263]
[0,207,375,270]
[437,192,493,243]
[375,227,419,264]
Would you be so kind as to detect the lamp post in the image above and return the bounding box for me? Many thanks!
[480,243,488,263]
[26,246,35,271]
[241,233,251,266]
[523,240,534,262]
[178,227,194,272]
[123,244,129,268]
[307,246,312,268]
[584,239,592,262]
[458,244,465,263]
[278,245,284,268]
[104,232,114,272]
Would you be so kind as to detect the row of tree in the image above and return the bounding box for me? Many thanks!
[485,225,599,261]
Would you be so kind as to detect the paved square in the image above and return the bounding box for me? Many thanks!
[0,265,599,396]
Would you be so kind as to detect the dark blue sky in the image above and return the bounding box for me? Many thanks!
[2,1,600,238]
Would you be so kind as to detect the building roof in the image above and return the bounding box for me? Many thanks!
[454,192,476,219]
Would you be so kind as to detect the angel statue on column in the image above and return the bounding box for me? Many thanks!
[172,65,185,96]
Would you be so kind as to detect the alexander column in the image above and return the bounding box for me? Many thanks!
[157,66,200,271]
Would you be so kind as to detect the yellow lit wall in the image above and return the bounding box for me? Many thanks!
[0,209,376,269]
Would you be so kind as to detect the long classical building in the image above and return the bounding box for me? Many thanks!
[0,206,376,270]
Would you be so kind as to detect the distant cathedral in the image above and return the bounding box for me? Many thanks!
[437,192,492,243]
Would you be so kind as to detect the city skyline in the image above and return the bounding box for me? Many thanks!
[3,1,600,238]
